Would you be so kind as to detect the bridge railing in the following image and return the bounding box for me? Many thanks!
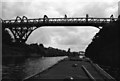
[1,17,118,25]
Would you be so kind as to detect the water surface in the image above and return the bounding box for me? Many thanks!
[23,56,67,79]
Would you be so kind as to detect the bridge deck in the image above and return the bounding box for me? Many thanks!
[23,56,115,81]
[1,17,118,27]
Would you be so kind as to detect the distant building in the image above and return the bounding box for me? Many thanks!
[79,51,85,55]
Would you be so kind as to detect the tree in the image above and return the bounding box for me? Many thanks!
[2,29,13,44]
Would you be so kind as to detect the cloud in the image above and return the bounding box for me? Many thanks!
[72,1,118,17]
[27,27,52,44]
[27,26,99,51]
[2,0,119,19]
[2,2,31,19]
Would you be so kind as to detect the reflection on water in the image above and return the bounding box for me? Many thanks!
[79,56,84,58]
[23,56,67,79]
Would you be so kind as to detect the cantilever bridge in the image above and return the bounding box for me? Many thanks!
[1,15,118,43]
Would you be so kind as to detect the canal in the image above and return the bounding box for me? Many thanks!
[2,56,67,80]
[23,56,67,79]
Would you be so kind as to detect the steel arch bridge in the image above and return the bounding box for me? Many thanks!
[1,15,118,43]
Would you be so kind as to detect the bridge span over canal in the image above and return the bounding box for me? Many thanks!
[1,15,118,43]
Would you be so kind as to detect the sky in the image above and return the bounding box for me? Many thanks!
[1,0,119,52]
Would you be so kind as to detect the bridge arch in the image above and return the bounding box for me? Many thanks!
[2,15,117,43]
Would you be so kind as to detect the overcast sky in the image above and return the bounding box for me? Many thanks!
[1,0,119,51]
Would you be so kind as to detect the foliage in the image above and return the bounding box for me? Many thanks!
[2,29,13,44]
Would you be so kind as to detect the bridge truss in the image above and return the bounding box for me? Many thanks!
[1,16,118,43]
